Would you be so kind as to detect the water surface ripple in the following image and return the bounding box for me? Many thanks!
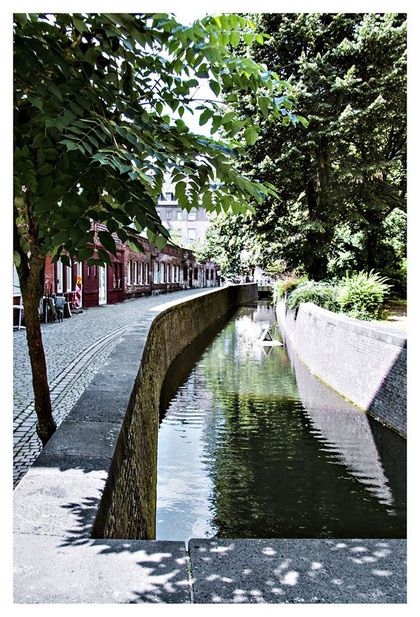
[156,303,406,541]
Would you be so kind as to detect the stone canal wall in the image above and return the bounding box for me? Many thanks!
[14,285,257,601]
[92,283,257,539]
[13,286,407,603]
[276,301,407,437]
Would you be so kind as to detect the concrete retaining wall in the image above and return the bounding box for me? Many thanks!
[276,301,406,437]
[91,284,257,539]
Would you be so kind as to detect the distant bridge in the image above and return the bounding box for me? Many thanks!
[257,284,273,298]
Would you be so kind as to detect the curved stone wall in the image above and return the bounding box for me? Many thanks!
[92,284,258,539]
[276,301,406,437]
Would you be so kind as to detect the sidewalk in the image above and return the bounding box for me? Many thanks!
[13,288,214,487]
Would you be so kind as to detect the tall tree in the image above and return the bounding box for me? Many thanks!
[14,12,298,444]
[217,13,406,280]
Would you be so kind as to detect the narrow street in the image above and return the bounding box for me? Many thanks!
[13,288,215,487]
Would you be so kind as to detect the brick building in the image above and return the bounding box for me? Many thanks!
[35,226,219,311]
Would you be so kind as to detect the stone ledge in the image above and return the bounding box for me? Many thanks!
[189,538,407,604]
[297,303,406,348]
[14,535,190,604]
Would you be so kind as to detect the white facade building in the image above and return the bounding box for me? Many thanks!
[156,181,210,247]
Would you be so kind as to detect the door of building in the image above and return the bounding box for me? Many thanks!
[98,265,107,305]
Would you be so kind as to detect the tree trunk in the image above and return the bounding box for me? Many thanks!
[18,255,56,445]
[366,227,378,272]
[305,171,329,281]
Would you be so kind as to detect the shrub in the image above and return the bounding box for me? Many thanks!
[286,280,339,311]
[336,271,391,320]
[273,275,306,304]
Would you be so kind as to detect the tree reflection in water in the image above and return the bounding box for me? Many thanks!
[156,303,406,541]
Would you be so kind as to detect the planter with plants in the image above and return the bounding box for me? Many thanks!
[274,271,391,321]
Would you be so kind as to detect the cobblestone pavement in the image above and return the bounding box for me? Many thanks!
[13,288,214,487]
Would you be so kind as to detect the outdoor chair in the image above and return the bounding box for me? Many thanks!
[54,296,65,322]
[13,301,25,330]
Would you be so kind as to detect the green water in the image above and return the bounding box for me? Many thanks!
[156,303,406,541]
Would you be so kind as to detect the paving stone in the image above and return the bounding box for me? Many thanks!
[189,538,406,604]
[14,535,190,603]
[14,464,107,537]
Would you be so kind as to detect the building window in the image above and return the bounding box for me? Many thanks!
[113,262,122,289]
[194,267,198,280]
[188,228,196,241]
[65,262,72,292]
[165,192,174,201]
[154,262,160,284]
[188,209,197,221]
[56,260,63,293]
[176,210,182,221]
[145,263,149,285]
[127,260,131,285]
[166,209,172,220]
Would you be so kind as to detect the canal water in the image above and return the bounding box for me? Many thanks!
[156,302,406,541]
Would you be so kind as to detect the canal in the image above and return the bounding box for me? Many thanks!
[156,302,406,541]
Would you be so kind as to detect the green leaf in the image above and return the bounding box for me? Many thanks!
[96,248,112,265]
[28,97,43,111]
[98,231,117,255]
[51,230,70,245]
[199,108,213,126]
[59,139,80,152]
[230,31,241,47]
[13,251,21,267]
[32,133,44,148]
[244,127,258,145]
[38,163,53,176]
[48,83,62,101]
[258,96,271,119]
[229,120,243,136]
[76,247,95,261]
[297,115,309,128]
[221,111,236,125]
[72,15,87,33]
[155,235,167,250]
[209,80,221,97]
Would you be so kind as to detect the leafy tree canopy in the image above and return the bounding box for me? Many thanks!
[13,11,305,445]
[209,13,406,284]
[14,12,299,269]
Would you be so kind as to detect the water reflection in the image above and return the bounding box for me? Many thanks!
[156,303,406,541]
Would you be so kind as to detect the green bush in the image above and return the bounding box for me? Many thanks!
[336,270,391,320]
[286,280,338,311]
[273,276,306,304]
[275,270,392,321]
